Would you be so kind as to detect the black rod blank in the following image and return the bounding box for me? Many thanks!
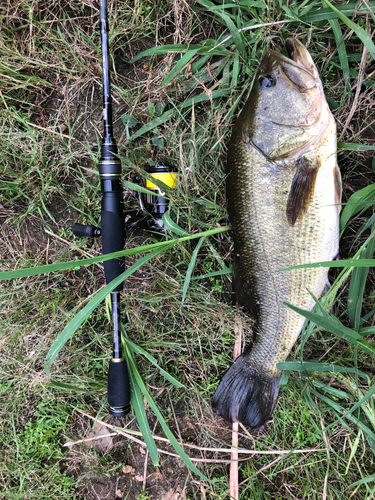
[99,0,130,417]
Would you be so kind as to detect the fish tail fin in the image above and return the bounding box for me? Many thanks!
[212,355,281,428]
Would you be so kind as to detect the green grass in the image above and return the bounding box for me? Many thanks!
[1,0,375,498]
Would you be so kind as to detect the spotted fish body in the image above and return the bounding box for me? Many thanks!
[212,39,341,428]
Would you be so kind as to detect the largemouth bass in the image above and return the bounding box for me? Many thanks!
[212,39,341,428]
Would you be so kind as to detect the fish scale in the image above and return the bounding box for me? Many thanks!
[212,39,341,428]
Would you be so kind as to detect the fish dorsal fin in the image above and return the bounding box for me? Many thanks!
[286,156,320,227]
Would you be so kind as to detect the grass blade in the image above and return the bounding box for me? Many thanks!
[359,326,375,336]
[338,143,375,151]
[162,212,189,236]
[44,245,174,376]
[182,237,205,302]
[283,301,375,358]
[345,430,361,474]
[126,338,184,388]
[231,51,240,87]
[310,385,375,442]
[347,229,375,329]
[299,2,375,23]
[49,380,88,392]
[128,44,197,63]
[277,361,369,381]
[314,380,355,401]
[322,0,375,60]
[351,474,375,487]
[0,226,229,281]
[126,346,159,466]
[122,180,168,199]
[192,266,232,280]
[353,213,375,244]
[340,184,375,234]
[329,18,351,92]
[127,89,231,142]
[162,49,200,86]
[273,257,375,273]
[195,0,245,54]
[125,347,210,482]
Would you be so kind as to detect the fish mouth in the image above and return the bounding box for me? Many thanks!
[266,39,319,91]
[285,38,317,77]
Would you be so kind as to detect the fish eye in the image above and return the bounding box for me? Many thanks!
[259,75,276,88]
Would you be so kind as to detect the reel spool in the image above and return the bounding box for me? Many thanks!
[137,163,178,232]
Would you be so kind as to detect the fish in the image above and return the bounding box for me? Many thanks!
[212,39,341,428]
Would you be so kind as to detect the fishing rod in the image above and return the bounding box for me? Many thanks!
[97,0,130,418]
[71,0,178,418]
[73,0,130,418]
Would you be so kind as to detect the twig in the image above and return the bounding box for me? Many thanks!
[351,117,375,141]
[240,456,284,486]
[230,423,239,498]
[277,457,326,475]
[143,420,157,490]
[317,397,330,500]
[230,314,243,500]
[0,89,9,109]
[168,388,183,446]
[143,448,149,490]
[284,484,300,500]
[201,423,277,451]
[15,114,73,140]
[44,229,104,271]
[70,410,326,456]
[65,432,118,447]
[340,26,369,139]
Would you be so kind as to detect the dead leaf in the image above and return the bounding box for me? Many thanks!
[92,422,113,452]
[160,491,184,500]
[122,465,135,474]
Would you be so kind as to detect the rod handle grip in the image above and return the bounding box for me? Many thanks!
[107,358,131,418]
[101,208,125,290]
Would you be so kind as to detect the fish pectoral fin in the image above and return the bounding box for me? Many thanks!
[286,156,320,227]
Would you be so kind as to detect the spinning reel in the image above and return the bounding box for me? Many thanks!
[72,163,178,239]
[134,163,178,232]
